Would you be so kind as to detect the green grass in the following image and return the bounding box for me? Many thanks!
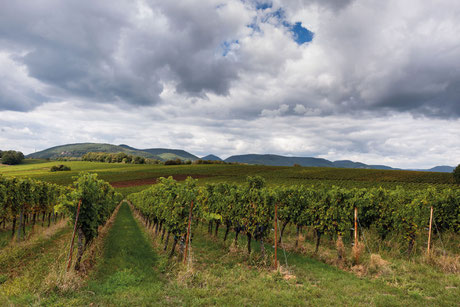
[0,222,36,249]
[45,202,167,306]
[0,221,71,305]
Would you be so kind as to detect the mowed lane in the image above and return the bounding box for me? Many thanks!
[55,202,168,306]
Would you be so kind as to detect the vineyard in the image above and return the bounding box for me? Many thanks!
[128,176,459,261]
[0,173,122,270]
[0,165,459,305]
[0,176,64,242]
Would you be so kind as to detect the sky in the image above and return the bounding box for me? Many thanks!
[0,0,459,169]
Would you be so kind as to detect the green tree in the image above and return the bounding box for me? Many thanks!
[1,150,24,165]
[453,164,460,184]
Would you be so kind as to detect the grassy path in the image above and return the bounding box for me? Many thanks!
[157,224,444,307]
[50,202,167,306]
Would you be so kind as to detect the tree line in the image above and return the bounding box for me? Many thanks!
[81,152,159,164]
[81,151,231,165]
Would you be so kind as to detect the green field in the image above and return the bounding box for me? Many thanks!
[0,160,455,197]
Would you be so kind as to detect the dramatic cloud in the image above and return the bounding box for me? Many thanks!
[0,0,254,109]
[0,0,459,168]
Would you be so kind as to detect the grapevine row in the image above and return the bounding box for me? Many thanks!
[128,176,459,258]
[0,173,122,270]
[0,175,65,239]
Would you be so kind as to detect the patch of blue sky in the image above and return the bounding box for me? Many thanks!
[263,7,286,23]
[290,22,314,44]
[221,40,239,56]
[256,1,272,10]
[244,2,314,45]
[247,15,261,33]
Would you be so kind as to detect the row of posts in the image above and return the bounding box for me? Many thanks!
[65,200,436,272]
[273,204,435,269]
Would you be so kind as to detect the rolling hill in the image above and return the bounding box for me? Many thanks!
[140,148,198,161]
[26,143,154,159]
[119,144,199,161]
[27,143,198,161]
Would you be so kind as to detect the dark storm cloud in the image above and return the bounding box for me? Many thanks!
[372,67,460,118]
[276,0,460,119]
[0,0,459,120]
[0,1,146,107]
[0,0,247,110]
[0,82,46,112]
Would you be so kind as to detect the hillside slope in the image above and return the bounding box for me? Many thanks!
[26,143,157,159]
[27,143,199,161]
[140,148,198,161]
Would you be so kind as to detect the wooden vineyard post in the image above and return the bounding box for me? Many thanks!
[354,207,358,248]
[427,206,433,255]
[67,199,82,272]
[274,203,279,269]
[183,201,194,265]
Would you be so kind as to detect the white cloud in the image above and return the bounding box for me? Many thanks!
[260,104,289,117]
[1,102,459,169]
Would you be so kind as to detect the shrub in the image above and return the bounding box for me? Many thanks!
[164,159,183,165]
[50,164,71,172]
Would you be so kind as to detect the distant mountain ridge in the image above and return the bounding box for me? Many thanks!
[26,143,454,172]
[411,166,455,173]
[225,154,334,167]
[201,154,222,161]
[224,155,396,170]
